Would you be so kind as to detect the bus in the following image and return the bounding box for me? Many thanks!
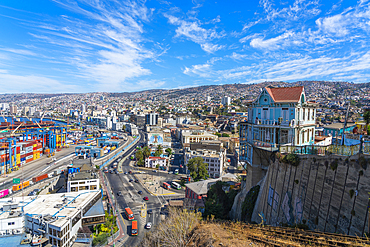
[124,207,134,220]
[163,182,171,190]
[171,181,181,190]
[131,220,138,236]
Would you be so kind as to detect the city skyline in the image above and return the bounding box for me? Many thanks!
[1,0,370,93]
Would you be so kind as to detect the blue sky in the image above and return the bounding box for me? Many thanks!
[0,0,370,93]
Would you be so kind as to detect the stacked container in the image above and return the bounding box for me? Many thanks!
[25,141,34,163]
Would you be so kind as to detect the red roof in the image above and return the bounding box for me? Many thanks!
[265,86,304,103]
[148,156,166,160]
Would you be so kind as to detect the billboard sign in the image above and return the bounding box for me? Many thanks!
[148,133,164,145]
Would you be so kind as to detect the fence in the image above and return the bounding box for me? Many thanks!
[279,143,369,156]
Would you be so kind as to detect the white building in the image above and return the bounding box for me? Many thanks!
[145,113,158,126]
[221,96,231,106]
[184,149,225,178]
[0,191,104,247]
[0,209,23,235]
[181,130,218,147]
[125,123,139,136]
[112,122,125,131]
[67,168,99,192]
[145,156,168,169]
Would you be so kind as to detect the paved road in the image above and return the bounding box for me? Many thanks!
[104,131,189,247]
[0,146,76,190]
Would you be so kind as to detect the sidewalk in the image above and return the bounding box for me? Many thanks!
[99,170,126,246]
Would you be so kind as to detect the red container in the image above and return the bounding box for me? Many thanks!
[32,173,48,183]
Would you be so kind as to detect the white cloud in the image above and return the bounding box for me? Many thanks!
[164,13,224,53]
[0,70,79,93]
[0,48,36,56]
[316,15,348,36]
[26,0,162,91]
[250,31,294,49]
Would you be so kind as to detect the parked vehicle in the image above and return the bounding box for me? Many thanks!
[145,222,152,229]
[143,196,149,201]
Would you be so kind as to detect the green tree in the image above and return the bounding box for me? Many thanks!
[222,133,230,137]
[143,146,151,159]
[165,148,173,156]
[204,181,238,219]
[154,145,163,157]
[136,150,144,166]
[187,157,209,181]
[215,132,221,137]
[364,111,370,132]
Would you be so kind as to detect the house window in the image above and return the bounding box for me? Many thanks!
[303,109,305,121]
[263,108,268,119]
[8,222,15,225]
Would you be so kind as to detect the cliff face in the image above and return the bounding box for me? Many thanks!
[251,154,370,236]
[229,177,248,221]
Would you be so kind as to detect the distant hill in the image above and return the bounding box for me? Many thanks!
[0,80,367,102]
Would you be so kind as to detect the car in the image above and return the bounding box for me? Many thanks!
[135,179,139,183]
[147,209,153,214]
[138,191,143,194]
[143,196,149,201]
[28,191,35,196]
[145,222,152,229]
[153,170,158,173]
[117,191,123,196]
[124,172,128,175]
[168,171,173,174]
[115,170,119,174]
[33,189,40,193]
[129,179,133,182]
[129,171,132,174]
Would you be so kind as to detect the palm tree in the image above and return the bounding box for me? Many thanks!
[143,146,151,159]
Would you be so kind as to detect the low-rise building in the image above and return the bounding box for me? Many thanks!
[181,130,218,147]
[0,190,104,246]
[184,150,225,179]
[185,174,238,200]
[67,165,99,192]
[145,156,168,170]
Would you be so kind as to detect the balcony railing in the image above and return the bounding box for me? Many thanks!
[248,119,315,127]
[252,140,278,149]
[252,119,292,127]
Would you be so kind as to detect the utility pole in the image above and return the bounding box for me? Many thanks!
[341,102,350,146]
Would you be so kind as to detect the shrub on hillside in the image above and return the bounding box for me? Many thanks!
[241,185,260,222]
[140,207,202,247]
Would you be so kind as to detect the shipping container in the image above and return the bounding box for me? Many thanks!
[0,189,8,199]
[12,180,30,191]
[32,174,48,183]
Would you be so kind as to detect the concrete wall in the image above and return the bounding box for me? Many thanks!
[251,154,370,236]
